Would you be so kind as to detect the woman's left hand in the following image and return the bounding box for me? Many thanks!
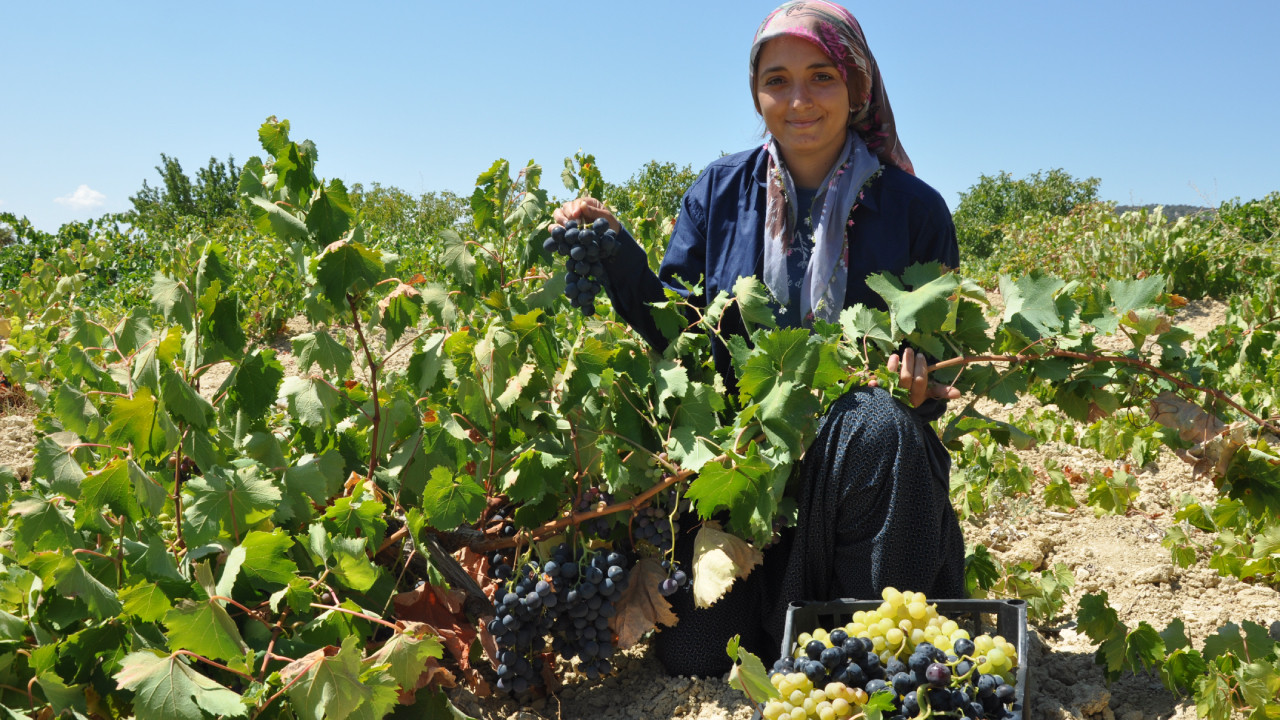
[879,347,961,408]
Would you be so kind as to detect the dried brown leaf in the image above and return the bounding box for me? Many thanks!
[610,557,679,648]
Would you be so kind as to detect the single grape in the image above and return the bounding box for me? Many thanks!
[925,662,951,688]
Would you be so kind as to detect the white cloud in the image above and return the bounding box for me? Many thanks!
[54,184,106,210]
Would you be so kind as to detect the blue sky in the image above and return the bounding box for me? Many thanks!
[3,1,1277,232]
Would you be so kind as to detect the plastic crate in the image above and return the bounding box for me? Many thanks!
[769,597,1029,720]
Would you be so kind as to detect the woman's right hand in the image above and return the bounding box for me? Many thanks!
[551,197,621,234]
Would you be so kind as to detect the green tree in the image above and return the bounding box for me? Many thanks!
[953,168,1100,259]
[128,154,243,232]
[604,160,698,221]
[347,182,469,239]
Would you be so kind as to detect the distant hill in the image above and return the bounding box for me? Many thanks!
[1113,204,1213,223]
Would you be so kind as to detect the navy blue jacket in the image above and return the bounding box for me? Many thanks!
[603,146,958,408]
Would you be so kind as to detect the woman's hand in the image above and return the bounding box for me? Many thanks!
[551,197,621,233]
[874,346,960,408]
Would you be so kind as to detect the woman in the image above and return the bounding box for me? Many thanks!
[553,0,966,676]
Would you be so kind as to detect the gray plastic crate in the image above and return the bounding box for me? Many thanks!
[764,597,1029,720]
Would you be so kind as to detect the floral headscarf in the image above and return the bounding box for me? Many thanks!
[750,1,910,325]
[750,0,912,174]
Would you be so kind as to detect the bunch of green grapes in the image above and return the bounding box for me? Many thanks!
[761,677,869,720]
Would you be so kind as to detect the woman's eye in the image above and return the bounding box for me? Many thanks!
[814,72,835,82]
[764,76,785,87]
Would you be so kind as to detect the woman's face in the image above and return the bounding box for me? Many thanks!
[755,35,850,176]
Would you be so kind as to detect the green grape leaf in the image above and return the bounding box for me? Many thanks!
[406,333,448,394]
[107,388,179,462]
[292,331,354,378]
[151,273,196,330]
[270,577,316,614]
[999,271,1065,340]
[115,650,247,720]
[1124,622,1166,673]
[378,282,424,346]
[160,368,215,429]
[1159,647,1206,695]
[1076,592,1121,643]
[52,384,106,441]
[282,636,398,720]
[865,266,958,337]
[1108,275,1166,315]
[314,239,385,306]
[365,627,445,693]
[756,380,821,462]
[182,461,282,547]
[32,433,88,495]
[420,467,485,531]
[75,458,142,527]
[330,536,379,592]
[726,635,780,703]
[306,179,355,247]
[35,673,88,716]
[120,581,174,623]
[439,229,476,286]
[1043,475,1079,510]
[654,359,689,412]
[963,544,1002,595]
[9,495,80,557]
[226,349,285,422]
[28,554,123,620]
[732,276,777,332]
[246,195,310,244]
[280,376,346,429]
[284,451,346,506]
[232,529,298,587]
[502,449,565,505]
[1160,618,1191,653]
[129,459,169,517]
[163,599,248,661]
[841,303,894,349]
[325,495,388,541]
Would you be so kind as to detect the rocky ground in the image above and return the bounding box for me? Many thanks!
[0,298,1276,719]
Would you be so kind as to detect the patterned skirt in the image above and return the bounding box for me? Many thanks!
[653,386,966,676]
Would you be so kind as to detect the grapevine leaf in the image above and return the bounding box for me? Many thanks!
[1194,667,1233,720]
[151,273,195,330]
[314,239,385,306]
[692,524,763,609]
[195,287,247,364]
[129,459,168,517]
[406,333,448,394]
[1160,618,1191,653]
[756,380,821,462]
[420,467,485,530]
[292,331,353,378]
[163,599,248,661]
[285,451,346,506]
[108,388,179,462]
[1160,648,1207,695]
[439,229,475,286]
[378,282,423,346]
[1044,475,1079,510]
[865,267,958,337]
[28,554,122,619]
[246,195,310,244]
[1124,622,1166,673]
[502,449,565,505]
[726,635,781,703]
[120,581,174,623]
[234,529,299,587]
[999,271,1065,340]
[306,179,355,247]
[280,376,346,429]
[1108,276,1165,315]
[610,558,679,648]
[9,495,79,557]
[75,458,141,528]
[52,384,106,441]
[35,673,88,716]
[182,461,281,548]
[325,495,388,541]
[270,577,316,614]
[840,304,894,349]
[283,636,399,720]
[420,284,459,328]
[32,433,87,495]
[365,627,445,695]
[667,383,723,469]
[0,610,25,641]
[54,343,114,389]
[963,545,1002,595]
[654,359,690,412]
[160,368,215,429]
[1237,661,1278,713]
[331,536,379,592]
[226,349,285,423]
[732,276,777,332]
[736,328,817,402]
[1077,592,1122,643]
[114,650,247,720]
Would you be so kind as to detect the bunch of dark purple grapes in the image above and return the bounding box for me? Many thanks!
[544,546,629,680]
[485,545,632,693]
[771,634,1018,719]
[543,218,618,316]
[657,558,689,597]
[487,558,553,695]
[632,505,676,555]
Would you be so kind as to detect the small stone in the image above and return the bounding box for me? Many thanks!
[1121,710,1144,720]
[1130,564,1175,585]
